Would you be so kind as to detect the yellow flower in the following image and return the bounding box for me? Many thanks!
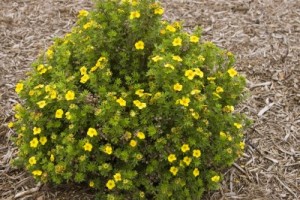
[55,109,64,118]
[135,89,144,97]
[50,90,57,99]
[152,55,163,62]
[30,138,39,148]
[129,11,141,19]
[193,149,201,158]
[185,70,195,80]
[83,20,98,29]
[87,128,98,137]
[234,123,242,129]
[190,89,200,95]
[190,35,199,43]
[164,63,174,70]
[89,181,94,187]
[29,156,37,165]
[133,100,146,109]
[239,141,245,150]
[130,139,137,147]
[37,64,47,74]
[65,112,72,120]
[227,68,238,77]
[65,90,75,101]
[166,25,176,32]
[198,55,205,62]
[223,105,234,113]
[219,131,227,138]
[207,77,216,81]
[78,9,89,17]
[80,66,87,75]
[80,74,90,84]
[114,173,122,182]
[83,142,93,152]
[37,101,47,108]
[50,154,55,162]
[33,127,41,135]
[172,37,182,46]
[191,112,199,119]
[172,55,182,62]
[104,145,113,155]
[179,97,190,107]
[46,49,54,59]
[40,136,47,145]
[135,40,144,50]
[137,131,145,140]
[124,131,132,140]
[32,170,42,176]
[106,180,116,190]
[29,90,35,96]
[216,86,224,93]
[8,122,14,128]
[168,154,177,163]
[170,166,179,176]
[227,135,232,141]
[173,83,183,91]
[193,168,200,177]
[211,175,220,182]
[181,144,190,153]
[154,7,164,15]
[194,68,204,78]
[183,156,192,166]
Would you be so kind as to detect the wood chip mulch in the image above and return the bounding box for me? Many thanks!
[0,0,299,199]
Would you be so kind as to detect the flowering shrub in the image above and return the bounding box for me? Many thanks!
[11,0,249,199]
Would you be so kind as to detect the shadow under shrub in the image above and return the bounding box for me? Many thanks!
[11,0,249,199]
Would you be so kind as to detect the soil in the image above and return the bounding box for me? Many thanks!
[0,0,299,199]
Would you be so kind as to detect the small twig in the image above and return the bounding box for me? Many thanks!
[14,182,42,199]
[274,176,297,198]
[258,102,275,117]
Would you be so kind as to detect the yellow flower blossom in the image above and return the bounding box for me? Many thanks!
[78,9,89,17]
[166,25,176,32]
[40,136,47,145]
[193,149,201,158]
[154,7,164,15]
[190,35,199,43]
[33,127,41,135]
[168,154,177,163]
[190,89,200,95]
[104,145,113,155]
[130,139,137,147]
[198,55,205,62]
[170,166,179,176]
[223,105,234,113]
[55,109,64,118]
[89,181,94,187]
[87,128,98,137]
[185,70,195,80]
[50,154,55,162]
[179,97,190,107]
[114,173,122,182]
[133,100,146,109]
[46,49,54,59]
[160,64,172,71]
[80,74,90,84]
[216,86,224,93]
[65,112,72,120]
[172,55,182,62]
[15,83,24,94]
[211,175,220,182]
[152,55,163,62]
[29,156,37,165]
[219,131,227,138]
[181,144,190,153]
[65,90,75,101]
[137,131,145,139]
[193,168,200,177]
[106,179,115,190]
[173,83,183,91]
[83,142,93,152]
[50,90,57,99]
[135,40,144,50]
[194,68,204,78]
[183,156,192,166]
[130,11,140,19]
[30,138,39,148]
[80,66,87,75]
[172,37,182,46]
[207,77,216,81]
[83,20,98,29]
[227,68,238,77]
[234,123,242,129]
[116,97,126,107]
[239,141,245,150]
[8,122,14,128]
[135,89,144,97]
[32,170,42,176]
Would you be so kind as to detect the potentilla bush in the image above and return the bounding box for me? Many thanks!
[11,0,249,199]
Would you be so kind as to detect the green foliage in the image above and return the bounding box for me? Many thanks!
[11,0,249,199]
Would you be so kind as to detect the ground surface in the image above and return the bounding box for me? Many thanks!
[0,0,299,199]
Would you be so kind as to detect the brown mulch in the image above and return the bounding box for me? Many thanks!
[0,0,299,199]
